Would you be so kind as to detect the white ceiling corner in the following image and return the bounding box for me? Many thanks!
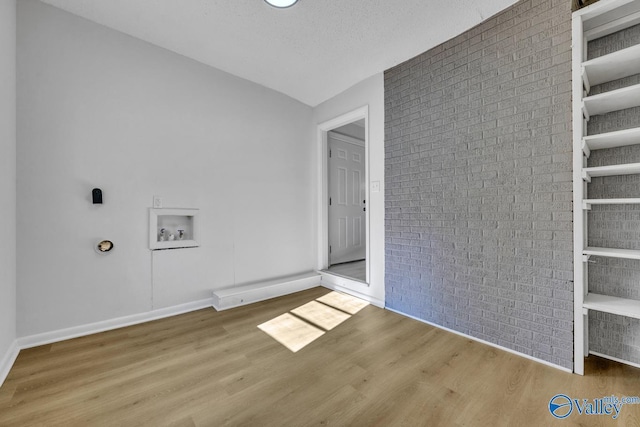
[38,0,519,107]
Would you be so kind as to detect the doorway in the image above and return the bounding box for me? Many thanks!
[317,107,369,285]
[327,126,366,281]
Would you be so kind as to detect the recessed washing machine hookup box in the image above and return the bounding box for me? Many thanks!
[149,208,200,250]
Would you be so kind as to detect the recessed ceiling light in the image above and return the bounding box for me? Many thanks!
[264,0,299,8]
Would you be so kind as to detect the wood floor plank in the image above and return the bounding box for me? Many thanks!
[1,287,639,426]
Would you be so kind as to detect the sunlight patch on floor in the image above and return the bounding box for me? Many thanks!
[291,301,351,331]
[258,291,369,352]
[257,313,325,353]
[316,291,369,315]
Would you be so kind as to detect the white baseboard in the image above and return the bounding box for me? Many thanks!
[17,298,214,350]
[0,340,19,388]
[320,270,368,289]
[212,272,321,311]
[385,307,573,374]
[589,351,640,370]
[320,279,384,308]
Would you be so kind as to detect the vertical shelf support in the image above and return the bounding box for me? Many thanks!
[572,12,586,376]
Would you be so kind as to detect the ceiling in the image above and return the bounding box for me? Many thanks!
[39,0,519,107]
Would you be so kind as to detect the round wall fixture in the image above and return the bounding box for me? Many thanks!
[96,240,114,254]
[264,0,298,8]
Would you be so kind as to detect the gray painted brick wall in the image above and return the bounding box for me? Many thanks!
[586,24,640,366]
[384,0,574,369]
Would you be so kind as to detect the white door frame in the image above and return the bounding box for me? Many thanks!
[317,105,370,284]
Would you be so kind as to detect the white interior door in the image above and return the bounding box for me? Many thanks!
[328,132,366,265]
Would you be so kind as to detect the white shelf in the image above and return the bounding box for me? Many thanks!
[582,84,640,119]
[583,247,640,260]
[583,127,640,155]
[582,162,640,181]
[583,198,640,208]
[583,4,640,41]
[582,44,640,91]
[583,293,640,320]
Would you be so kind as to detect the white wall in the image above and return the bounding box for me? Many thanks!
[17,0,315,336]
[0,0,17,367]
[313,74,385,305]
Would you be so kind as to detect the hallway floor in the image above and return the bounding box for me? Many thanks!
[326,259,366,282]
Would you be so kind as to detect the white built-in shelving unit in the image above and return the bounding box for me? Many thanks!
[573,0,640,375]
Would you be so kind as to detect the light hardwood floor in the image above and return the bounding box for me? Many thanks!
[1,287,639,426]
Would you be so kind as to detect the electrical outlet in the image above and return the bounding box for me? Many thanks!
[371,181,381,192]
[153,196,163,208]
